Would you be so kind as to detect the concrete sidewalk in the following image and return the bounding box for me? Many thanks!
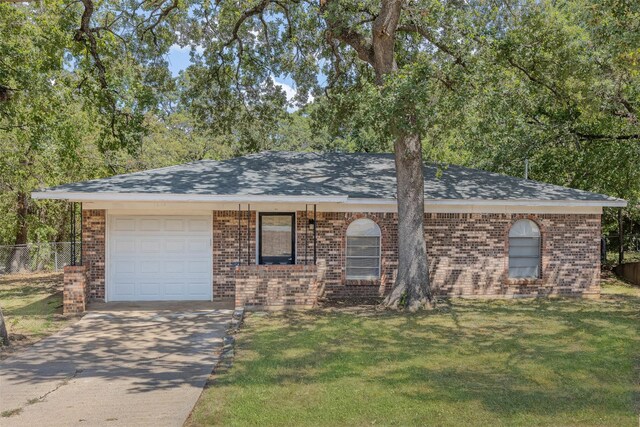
[0,303,233,426]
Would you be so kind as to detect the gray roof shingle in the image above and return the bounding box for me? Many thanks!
[34,151,625,205]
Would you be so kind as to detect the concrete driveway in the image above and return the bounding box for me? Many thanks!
[0,302,234,427]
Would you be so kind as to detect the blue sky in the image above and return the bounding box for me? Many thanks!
[166,44,299,103]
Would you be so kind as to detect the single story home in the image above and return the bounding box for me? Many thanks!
[32,151,626,312]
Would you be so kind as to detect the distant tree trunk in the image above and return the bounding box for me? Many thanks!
[9,191,29,272]
[0,306,9,346]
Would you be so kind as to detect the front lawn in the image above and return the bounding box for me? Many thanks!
[0,272,71,359]
[189,280,640,426]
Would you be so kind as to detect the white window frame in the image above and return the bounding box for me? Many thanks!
[345,218,381,280]
[508,219,541,279]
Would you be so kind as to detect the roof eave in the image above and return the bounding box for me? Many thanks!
[32,191,627,207]
[31,191,350,204]
[347,198,626,207]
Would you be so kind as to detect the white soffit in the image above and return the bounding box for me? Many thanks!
[31,192,626,208]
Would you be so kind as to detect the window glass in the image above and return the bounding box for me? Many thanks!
[508,219,541,278]
[260,214,294,264]
[346,219,381,280]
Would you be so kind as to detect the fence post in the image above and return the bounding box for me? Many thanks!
[54,245,58,272]
[618,208,624,265]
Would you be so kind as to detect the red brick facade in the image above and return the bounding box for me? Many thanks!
[82,209,106,300]
[235,264,320,309]
[212,210,256,300]
[63,265,87,314]
[73,209,601,308]
[424,213,601,298]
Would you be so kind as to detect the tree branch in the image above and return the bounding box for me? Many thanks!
[140,0,180,46]
[573,131,640,141]
[75,0,109,91]
[222,0,272,49]
[505,56,564,101]
[320,0,375,66]
[397,24,466,67]
[371,0,401,77]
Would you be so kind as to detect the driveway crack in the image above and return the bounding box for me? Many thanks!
[1,368,83,418]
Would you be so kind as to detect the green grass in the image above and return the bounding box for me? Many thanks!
[0,272,70,357]
[189,280,640,426]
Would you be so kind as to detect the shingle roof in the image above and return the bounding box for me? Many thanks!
[34,151,625,205]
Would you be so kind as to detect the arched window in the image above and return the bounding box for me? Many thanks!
[508,219,541,279]
[346,219,381,280]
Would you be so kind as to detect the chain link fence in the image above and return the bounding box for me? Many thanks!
[0,242,81,275]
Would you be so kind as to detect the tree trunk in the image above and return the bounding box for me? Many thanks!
[9,191,29,272]
[383,132,432,310]
[0,306,9,346]
[371,1,432,309]
[321,0,433,309]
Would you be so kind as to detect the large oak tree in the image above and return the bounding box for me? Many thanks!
[2,0,638,299]
[63,0,638,309]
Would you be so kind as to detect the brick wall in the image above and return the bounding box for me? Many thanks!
[82,209,106,301]
[63,265,87,314]
[301,212,397,300]
[212,210,256,299]
[79,209,601,309]
[212,210,601,306]
[235,264,320,310]
[424,213,601,298]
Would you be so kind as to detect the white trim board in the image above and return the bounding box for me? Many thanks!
[31,192,349,204]
[89,202,602,215]
[32,190,626,208]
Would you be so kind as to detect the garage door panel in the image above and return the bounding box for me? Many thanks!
[165,239,187,252]
[139,239,162,253]
[139,260,163,274]
[113,218,136,232]
[113,281,135,296]
[138,280,162,295]
[187,239,209,252]
[165,260,185,274]
[187,260,210,274]
[189,219,210,232]
[139,218,162,231]
[165,219,185,231]
[108,215,212,301]
[164,282,186,295]
[114,238,136,253]
[113,260,136,274]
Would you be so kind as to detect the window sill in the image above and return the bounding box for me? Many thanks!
[343,279,381,286]
[506,277,544,286]
[236,264,316,271]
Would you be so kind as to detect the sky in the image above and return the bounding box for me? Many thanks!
[166,44,299,104]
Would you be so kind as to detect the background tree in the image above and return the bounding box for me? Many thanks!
[1,0,638,283]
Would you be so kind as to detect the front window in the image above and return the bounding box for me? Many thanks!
[508,219,541,279]
[346,218,381,280]
[259,213,295,265]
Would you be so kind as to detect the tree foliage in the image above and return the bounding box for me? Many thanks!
[0,0,638,250]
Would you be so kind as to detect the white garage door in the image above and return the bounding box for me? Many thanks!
[108,215,212,301]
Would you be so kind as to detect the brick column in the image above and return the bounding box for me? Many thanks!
[82,210,106,300]
[63,265,88,314]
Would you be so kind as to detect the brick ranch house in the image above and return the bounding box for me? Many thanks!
[32,151,626,313]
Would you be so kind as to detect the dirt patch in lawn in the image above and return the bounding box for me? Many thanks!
[0,272,74,359]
